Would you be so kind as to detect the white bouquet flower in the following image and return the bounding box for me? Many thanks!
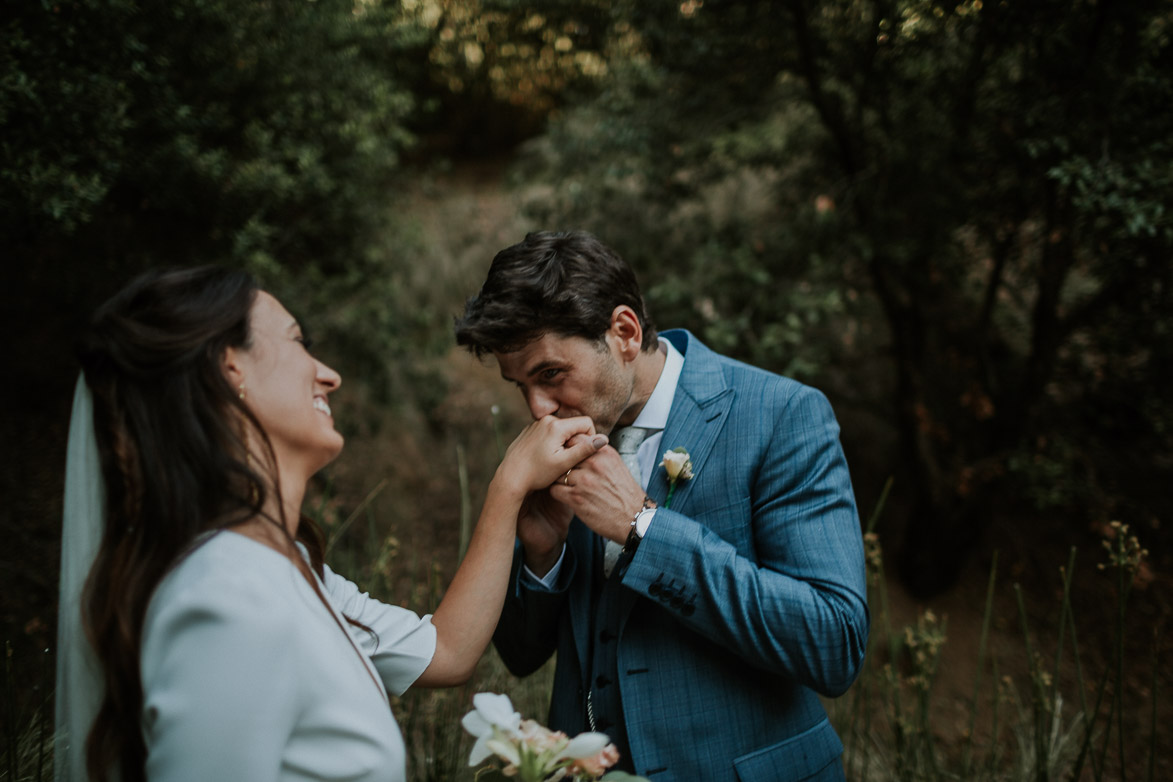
[461,693,647,781]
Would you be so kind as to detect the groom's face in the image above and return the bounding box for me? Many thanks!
[495,332,636,436]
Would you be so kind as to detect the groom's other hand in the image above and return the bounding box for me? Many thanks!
[549,446,645,546]
[518,488,573,576]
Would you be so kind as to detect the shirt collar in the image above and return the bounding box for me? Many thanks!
[629,337,683,431]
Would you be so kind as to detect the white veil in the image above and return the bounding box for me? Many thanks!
[55,375,105,782]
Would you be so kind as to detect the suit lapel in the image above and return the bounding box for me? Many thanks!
[645,331,733,510]
[616,331,733,627]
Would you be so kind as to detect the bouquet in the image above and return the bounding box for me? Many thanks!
[462,693,648,781]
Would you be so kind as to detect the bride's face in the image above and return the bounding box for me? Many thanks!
[229,291,344,477]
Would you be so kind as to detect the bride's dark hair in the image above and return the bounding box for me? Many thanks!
[75,266,330,782]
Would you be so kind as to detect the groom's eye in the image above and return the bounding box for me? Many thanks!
[540,369,562,381]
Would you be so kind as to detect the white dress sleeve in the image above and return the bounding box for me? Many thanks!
[140,568,301,782]
[320,564,437,696]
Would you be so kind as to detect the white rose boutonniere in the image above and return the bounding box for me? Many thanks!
[659,447,693,509]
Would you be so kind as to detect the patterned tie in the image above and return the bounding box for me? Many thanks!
[603,426,649,577]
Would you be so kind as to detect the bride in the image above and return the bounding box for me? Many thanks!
[55,266,604,782]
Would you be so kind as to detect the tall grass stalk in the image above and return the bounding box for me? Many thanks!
[36,647,49,782]
[1082,522,1149,782]
[857,477,892,781]
[1114,551,1127,782]
[960,550,998,780]
[1053,548,1089,757]
[1071,664,1111,781]
[1050,550,1076,712]
[5,640,16,781]
[864,480,904,770]
[1,642,53,782]
[839,478,891,781]
[989,655,1003,780]
[1147,630,1158,782]
[324,477,388,556]
[1012,583,1047,781]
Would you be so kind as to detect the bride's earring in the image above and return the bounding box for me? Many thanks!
[238,383,246,400]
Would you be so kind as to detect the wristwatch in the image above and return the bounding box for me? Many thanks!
[623,496,658,555]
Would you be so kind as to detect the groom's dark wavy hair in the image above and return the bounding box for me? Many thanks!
[454,230,658,356]
[75,266,337,782]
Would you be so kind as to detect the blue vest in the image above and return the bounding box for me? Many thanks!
[586,542,635,771]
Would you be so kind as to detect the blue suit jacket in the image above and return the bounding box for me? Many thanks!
[493,330,869,782]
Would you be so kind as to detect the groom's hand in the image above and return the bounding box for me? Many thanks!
[549,446,645,545]
[518,489,573,576]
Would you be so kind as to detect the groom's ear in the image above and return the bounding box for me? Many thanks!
[608,305,643,362]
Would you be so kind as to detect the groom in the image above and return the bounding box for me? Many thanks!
[455,231,868,781]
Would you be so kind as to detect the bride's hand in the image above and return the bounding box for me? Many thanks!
[494,416,606,497]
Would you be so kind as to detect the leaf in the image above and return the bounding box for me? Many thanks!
[473,768,512,782]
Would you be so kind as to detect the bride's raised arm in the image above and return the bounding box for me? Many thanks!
[414,415,605,687]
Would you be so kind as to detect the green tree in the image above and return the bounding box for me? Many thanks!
[3,0,425,271]
[407,0,614,154]
[0,0,429,740]
[521,0,1173,594]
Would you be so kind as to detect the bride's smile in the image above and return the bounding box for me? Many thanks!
[224,290,344,482]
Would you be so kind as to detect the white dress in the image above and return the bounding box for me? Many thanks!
[139,531,436,782]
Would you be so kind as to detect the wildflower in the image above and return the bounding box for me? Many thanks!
[1096,520,1149,578]
[462,692,522,765]
[863,532,883,582]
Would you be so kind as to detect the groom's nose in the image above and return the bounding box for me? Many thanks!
[525,388,559,420]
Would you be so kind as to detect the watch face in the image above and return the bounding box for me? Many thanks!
[635,508,656,537]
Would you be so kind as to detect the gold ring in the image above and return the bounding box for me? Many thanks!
[561,468,573,486]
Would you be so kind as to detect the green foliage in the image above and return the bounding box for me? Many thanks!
[3,0,422,274]
[2,638,52,782]
[515,0,1173,590]
[519,63,854,380]
[0,8,439,753]
[2,0,455,442]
